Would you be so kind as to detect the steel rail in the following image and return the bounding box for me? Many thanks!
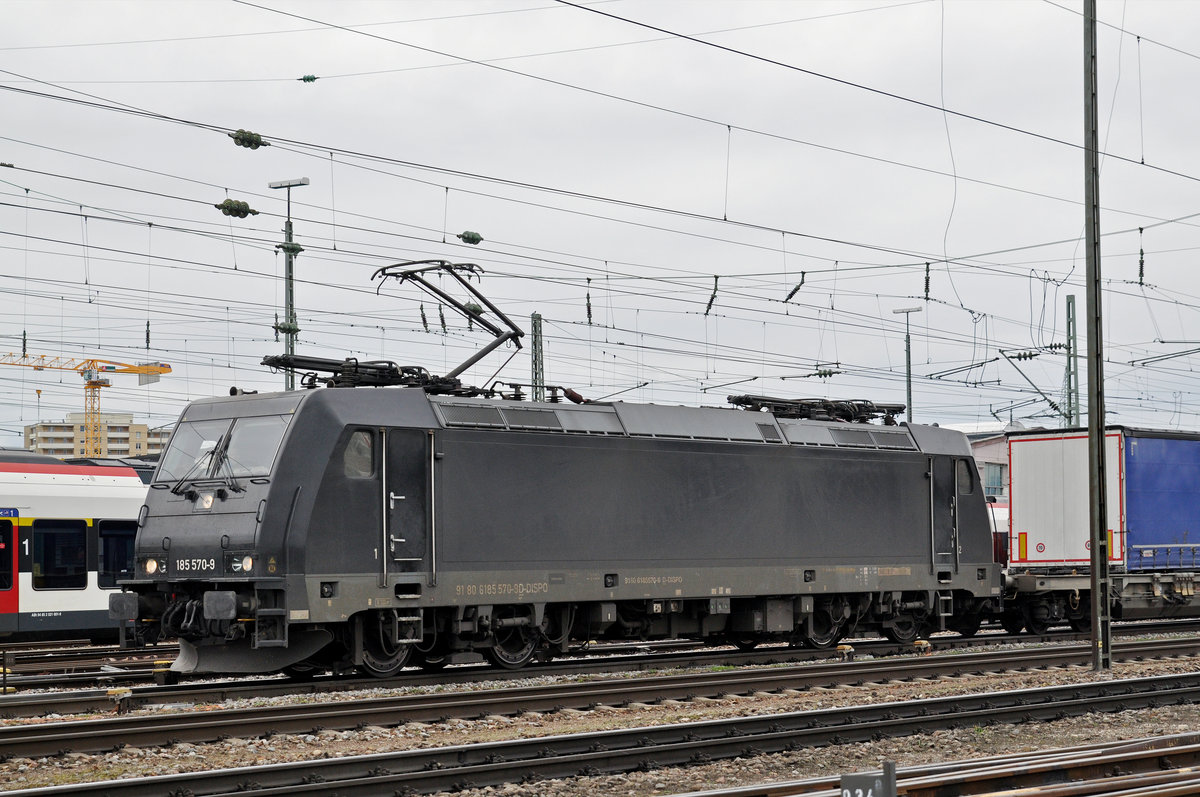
[10,672,1200,796]
[673,733,1200,796]
[0,634,1161,717]
[2,617,1196,688]
[3,613,1197,693]
[3,637,1200,759]
[3,634,945,713]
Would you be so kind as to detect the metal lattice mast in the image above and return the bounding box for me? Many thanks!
[83,380,103,456]
[268,178,309,392]
[281,216,300,392]
[531,312,545,402]
[1065,295,1081,427]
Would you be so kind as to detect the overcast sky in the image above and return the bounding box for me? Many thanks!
[3,0,1200,446]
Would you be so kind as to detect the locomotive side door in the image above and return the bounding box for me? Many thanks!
[383,429,430,578]
[929,455,957,572]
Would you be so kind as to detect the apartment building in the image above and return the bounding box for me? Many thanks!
[24,412,171,458]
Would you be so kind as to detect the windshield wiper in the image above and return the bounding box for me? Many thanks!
[214,447,247,493]
[169,428,231,495]
[169,451,212,495]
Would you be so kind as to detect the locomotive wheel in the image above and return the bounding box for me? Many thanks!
[358,612,414,678]
[1068,615,1091,632]
[413,644,450,671]
[361,645,412,677]
[413,631,452,671]
[731,638,760,651]
[1023,613,1051,636]
[950,614,982,638]
[804,626,841,649]
[802,613,843,649]
[283,660,321,680]
[485,607,540,670]
[1000,609,1025,635]
[882,616,927,644]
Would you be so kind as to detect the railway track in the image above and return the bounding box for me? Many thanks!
[3,617,1197,690]
[0,629,1132,718]
[2,624,1198,718]
[680,732,1200,796]
[3,636,1199,759]
[9,668,1200,796]
[0,638,698,688]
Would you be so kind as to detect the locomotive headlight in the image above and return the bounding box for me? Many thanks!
[144,558,160,575]
[228,553,255,574]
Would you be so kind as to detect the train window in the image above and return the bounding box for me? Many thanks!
[224,415,290,478]
[0,520,12,591]
[956,459,976,495]
[343,430,374,478]
[31,520,87,590]
[158,414,291,482]
[97,521,137,589]
[157,418,231,482]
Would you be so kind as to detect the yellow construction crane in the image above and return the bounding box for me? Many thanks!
[1,354,172,456]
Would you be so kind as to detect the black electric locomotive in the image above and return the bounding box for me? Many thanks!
[111,385,1002,676]
[110,262,1002,676]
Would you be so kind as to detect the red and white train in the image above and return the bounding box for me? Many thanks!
[0,450,149,642]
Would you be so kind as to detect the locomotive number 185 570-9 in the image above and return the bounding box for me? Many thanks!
[175,558,217,572]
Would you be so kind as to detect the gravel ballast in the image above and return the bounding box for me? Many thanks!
[3,651,1199,794]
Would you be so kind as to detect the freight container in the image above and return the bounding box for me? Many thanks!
[1007,429,1123,571]
[1005,426,1200,627]
[1009,427,1200,572]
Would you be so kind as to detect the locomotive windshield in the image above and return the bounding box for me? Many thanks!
[156,414,291,483]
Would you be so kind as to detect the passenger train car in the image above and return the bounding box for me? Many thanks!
[0,450,149,642]
[1003,426,1200,632]
[111,381,1003,677]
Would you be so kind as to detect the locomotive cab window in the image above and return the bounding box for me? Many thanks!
[224,415,291,477]
[97,520,137,589]
[157,414,292,483]
[0,520,12,591]
[32,519,87,590]
[956,459,976,495]
[343,429,374,478]
[157,418,231,482]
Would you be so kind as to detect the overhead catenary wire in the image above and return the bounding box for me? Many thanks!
[553,0,1200,190]
[4,5,1200,434]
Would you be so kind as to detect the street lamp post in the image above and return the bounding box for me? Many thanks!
[893,306,922,422]
[268,178,309,391]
